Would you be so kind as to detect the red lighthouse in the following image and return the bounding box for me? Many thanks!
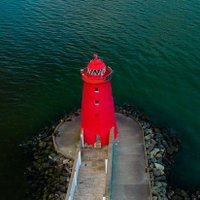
[80,55,117,146]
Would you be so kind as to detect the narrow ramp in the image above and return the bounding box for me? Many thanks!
[74,148,107,200]
[111,113,151,200]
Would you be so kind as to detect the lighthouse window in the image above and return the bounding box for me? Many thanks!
[95,100,99,105]
[94,88,99,93]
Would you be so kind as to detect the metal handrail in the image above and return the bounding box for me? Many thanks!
[103,127,115,200]
[65,149,82,200]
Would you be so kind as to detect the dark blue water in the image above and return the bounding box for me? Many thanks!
[0,0,200,199]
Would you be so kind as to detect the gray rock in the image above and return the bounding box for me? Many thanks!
[153,169,162,177]
[167,146,177,155]
[143,122,150,129]
[62,159,70,164]
[150,148,160,158]
[155,153,162,158]
[155,175,166,181]
[145,128,153,134]
[154,181,163,188]
[155,163,165,171]
[148,144,155,152]
[145,134,153,141]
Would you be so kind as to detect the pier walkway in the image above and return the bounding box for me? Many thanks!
[53,113,151,200]
[74,147,107,200]
[111,113,151,200]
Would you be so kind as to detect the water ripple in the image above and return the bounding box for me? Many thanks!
[0,0,200,198]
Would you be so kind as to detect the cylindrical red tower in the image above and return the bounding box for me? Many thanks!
[80,55,117,146]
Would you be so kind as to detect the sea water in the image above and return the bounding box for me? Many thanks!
[0,0,199,199]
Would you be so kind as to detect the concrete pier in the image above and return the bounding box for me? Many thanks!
[111,113,151,200]
[53,113,152,200]
[74,147,107,200]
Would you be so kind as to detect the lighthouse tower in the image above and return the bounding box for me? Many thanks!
[80,55,117,146]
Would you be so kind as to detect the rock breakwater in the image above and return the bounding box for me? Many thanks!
[21,105,199,200]
[20,114,77,200]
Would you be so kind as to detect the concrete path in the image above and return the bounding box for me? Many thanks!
[53,116,80,159]
[74,147,107,200]
[111,113,151,200]
[53,113,151,200]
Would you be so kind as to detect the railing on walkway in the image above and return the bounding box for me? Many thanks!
[103,127,115,200]
[65,149,81,200]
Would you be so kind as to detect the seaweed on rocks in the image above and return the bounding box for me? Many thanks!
[20,122,73,200]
